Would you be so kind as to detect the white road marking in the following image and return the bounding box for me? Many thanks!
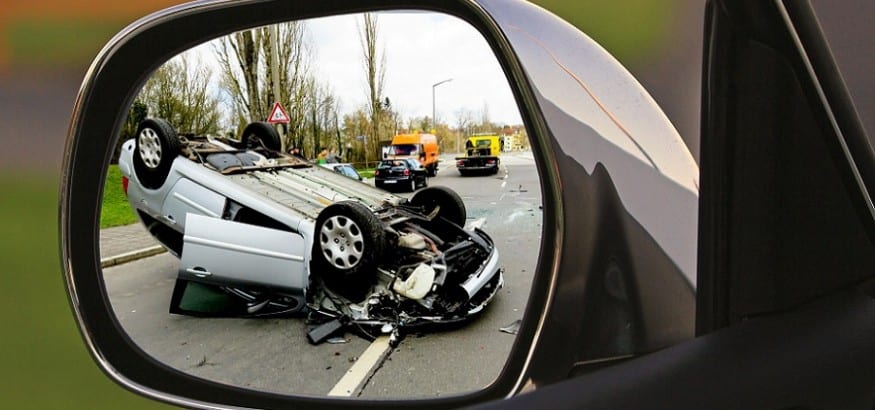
[328,336,392,397]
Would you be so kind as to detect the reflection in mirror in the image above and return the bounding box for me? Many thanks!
[99,11,542,398]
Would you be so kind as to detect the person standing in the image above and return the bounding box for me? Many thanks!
[326,148,340,163]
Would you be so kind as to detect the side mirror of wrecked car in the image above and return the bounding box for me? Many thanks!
[61,0,701,408]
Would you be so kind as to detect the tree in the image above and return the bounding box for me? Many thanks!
[134,54,223,135]
[113,100,148,163]
[455,107,475,152]
[306,83,341,158]
[214,21,313,146]
[359,13,387,163]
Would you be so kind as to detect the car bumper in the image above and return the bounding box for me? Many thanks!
[375,177,413,186]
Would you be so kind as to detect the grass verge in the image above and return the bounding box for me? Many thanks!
[101,165,138,229]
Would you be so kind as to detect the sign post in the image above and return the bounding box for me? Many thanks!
[267,102,290,152]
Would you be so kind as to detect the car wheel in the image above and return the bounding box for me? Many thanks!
[241,121,281,152]
[427,164,437,177]
[410,186,467,226]
[313,201,386,301]
[422,176,429,188]
[409,178,417,192]
[133,118,180,190]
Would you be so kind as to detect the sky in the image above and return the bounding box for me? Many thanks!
[184,10,523,128]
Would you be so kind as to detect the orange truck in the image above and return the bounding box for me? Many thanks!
[387,132,440,176]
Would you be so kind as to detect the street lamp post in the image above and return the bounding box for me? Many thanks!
[432,78,453,132]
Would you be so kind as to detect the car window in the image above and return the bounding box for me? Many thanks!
[340,166,359,179]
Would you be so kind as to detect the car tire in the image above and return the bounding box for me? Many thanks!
[410,186,467,226]
[313,201,386,301]
[427,164,438,177]
[133,118,180,190]
[409,178,417,192]
[241,122,282,152]
[422,176,429,188]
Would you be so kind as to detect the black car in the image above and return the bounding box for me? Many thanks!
[374,158,428,192]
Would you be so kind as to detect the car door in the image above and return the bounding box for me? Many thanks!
[178,213,309,296]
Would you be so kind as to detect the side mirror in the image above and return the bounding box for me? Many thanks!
[61,0,698,408]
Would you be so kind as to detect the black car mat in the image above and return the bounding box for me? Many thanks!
[169,279,249,317]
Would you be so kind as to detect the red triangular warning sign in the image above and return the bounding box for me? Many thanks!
[267,102,290,124]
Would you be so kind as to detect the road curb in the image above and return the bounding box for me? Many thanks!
[101,245,167,268]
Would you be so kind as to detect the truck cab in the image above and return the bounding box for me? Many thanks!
[388,132,439,176]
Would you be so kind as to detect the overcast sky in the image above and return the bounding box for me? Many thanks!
[186,10,523,128]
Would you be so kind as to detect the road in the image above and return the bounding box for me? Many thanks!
[102,151,542,398]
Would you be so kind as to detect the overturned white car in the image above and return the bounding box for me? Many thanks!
[118,118,503,344]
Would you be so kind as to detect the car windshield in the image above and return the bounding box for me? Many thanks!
[390,144,418,155]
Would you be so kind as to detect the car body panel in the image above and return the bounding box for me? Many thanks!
[180,213,309,296]
[161,178,225,223]
[477,0,699,385]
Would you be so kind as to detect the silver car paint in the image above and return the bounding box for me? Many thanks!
[481,0,699,284]
[180,214,308,303]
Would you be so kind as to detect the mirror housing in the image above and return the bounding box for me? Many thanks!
[61,0,699,407]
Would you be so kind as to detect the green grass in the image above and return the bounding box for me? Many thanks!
[358,167,376,179]
[0,174,168,409]
[101,165,138,229]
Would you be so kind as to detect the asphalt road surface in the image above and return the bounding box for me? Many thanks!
[102,151,542,398]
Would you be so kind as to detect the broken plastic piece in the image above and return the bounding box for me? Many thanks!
[398,232,428,250]
[500,319,521,335]
[392,263,436,300]
[307,318,345,345]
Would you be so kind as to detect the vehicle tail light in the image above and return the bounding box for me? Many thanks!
[374,170,380,176]
[487,160,496,165]
[403,169,410,176]
[457,161,465,167]
[122,176,129,196]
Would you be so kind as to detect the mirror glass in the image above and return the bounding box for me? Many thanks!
[99,10,542,398]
